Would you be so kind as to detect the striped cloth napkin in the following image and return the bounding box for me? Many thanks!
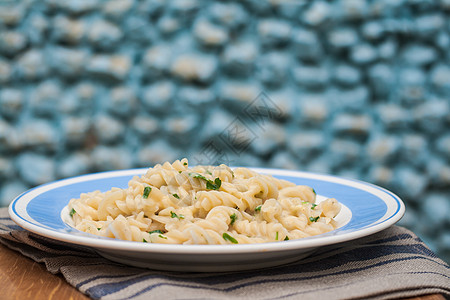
[1,208,449,300]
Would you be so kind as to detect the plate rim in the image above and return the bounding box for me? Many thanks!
[8,167,405,255]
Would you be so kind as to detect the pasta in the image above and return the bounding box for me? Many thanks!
[67,158,341,244]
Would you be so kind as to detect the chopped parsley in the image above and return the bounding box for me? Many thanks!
[230,213,237,225]
[312,188,316,195]
[170,211,184,219]
[143,186,152,199]
[309,216,320,222]
[183,162,187,166]
[222,233,238,244]
[173,193,180,199]
[255,205,262,212]
[143,238,148,243]
[179,171,182,173]
[275,231,279,240]
[311,203,317,209]
[70,208,76,217]
[97,227,101,231]
[158,234,167,239]
[207,177,222,190]
[284,236,289,241]
[149,230,164,234]
[189,173,222,190]
[190,173,207,180]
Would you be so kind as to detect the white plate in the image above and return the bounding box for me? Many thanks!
[9,168,405,272]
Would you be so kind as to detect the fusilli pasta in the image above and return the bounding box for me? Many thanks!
[67,158,341,244]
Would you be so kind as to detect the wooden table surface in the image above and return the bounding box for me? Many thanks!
[0,242,446,300]
[0,243,89,300]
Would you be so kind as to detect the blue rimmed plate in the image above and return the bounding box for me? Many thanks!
[9,168,405,272]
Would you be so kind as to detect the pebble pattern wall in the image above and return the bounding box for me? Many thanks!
[0,0,449,262]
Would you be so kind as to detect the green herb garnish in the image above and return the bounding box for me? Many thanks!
[222,233,238,244]
[206,177,222,190]
[275,231,279,240]
[230,213,237,225]
[312,188,316,195]
[173,193,180,199]
[190,173,222,190]
[183,162,187,166]
[309,216,320,222]
[284,236,289,241]
[143,238,148,243]
[70,208,76,217]
[143,186,152,199]
[255,205,262,212]
[149,230,164,234]
[97,227,101,231]
[179,171,182,173]
[170,211,184,219]
[158,234,167,239]
[190,173,207,180]
[311,203,317,209]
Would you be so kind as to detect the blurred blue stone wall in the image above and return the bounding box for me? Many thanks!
[0,0,449,261]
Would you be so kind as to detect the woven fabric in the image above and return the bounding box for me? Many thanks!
[1,208,449,300]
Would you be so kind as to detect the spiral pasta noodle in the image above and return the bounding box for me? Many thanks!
[67,158,341,244]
